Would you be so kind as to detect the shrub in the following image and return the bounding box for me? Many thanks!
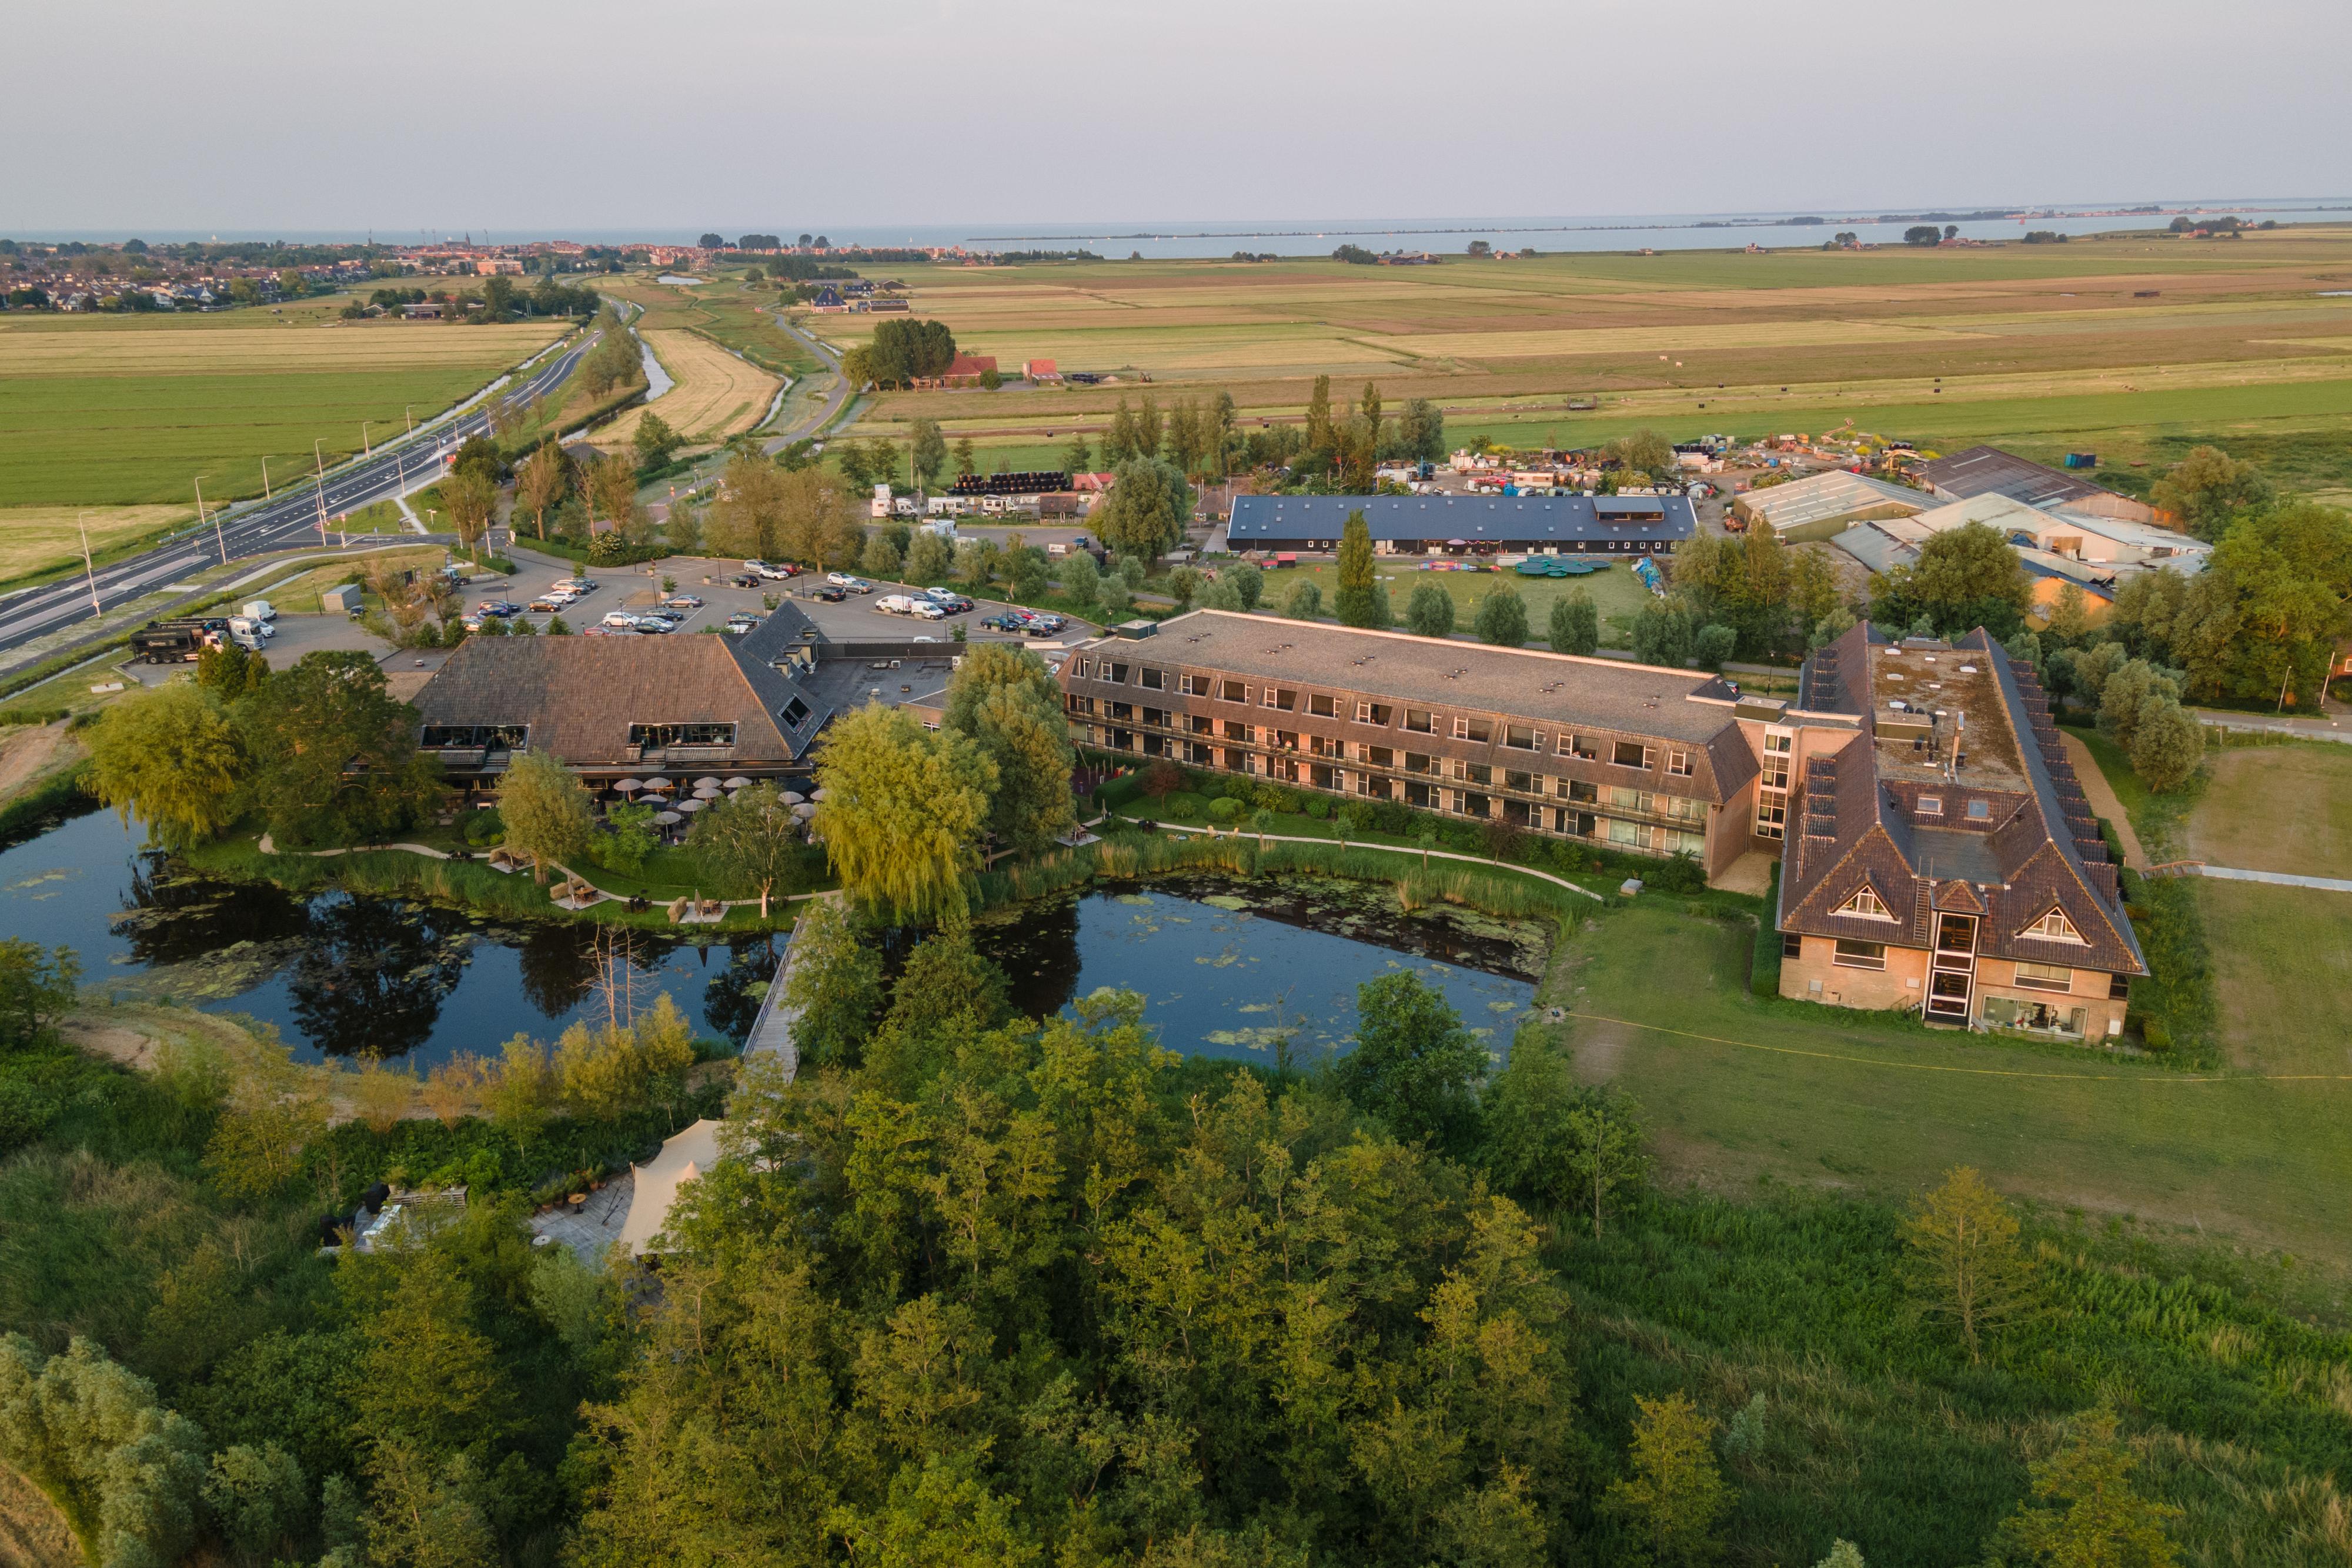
[1337,802,1375,834]
[462,808,505,847]
[1302,796,1331,820]
[1252,781,1297,813]
[1207,797,1243,823]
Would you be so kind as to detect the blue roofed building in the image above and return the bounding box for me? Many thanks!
[1225,492,1696,556]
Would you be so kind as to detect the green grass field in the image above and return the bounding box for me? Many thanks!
[2189,741,2352,876]
[1544,896,2352,1268]
[0,315,564,508]
[1255,557,1661,646]
[811,229,2352,494]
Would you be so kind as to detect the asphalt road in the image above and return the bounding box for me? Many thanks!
[0,330,596,661]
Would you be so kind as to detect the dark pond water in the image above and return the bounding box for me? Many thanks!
[971,877,1541,1068]
[3,804,777,1065]
[3,806,1538,1069]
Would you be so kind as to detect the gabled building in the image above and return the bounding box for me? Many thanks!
[1772,623,2144,1038]
[1227,493,1696,556]
[1916,445,2155,524]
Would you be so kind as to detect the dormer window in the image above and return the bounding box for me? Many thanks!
[1967,800,1992,821]
[1838,885,1894,921]
[2024,907,2084,944]
[1917,795,1943,816]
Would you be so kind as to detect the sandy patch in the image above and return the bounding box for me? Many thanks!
[0,724,74,801]
[0,1462,78,1568]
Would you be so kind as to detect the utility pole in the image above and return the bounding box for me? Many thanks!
[76,513,102,623]
[363,421,372,456]
[261,456,272,501]
[406,405,415,434]
[313,440,330,544]
[198,477,226,565]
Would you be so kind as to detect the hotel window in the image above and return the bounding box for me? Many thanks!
[1755,798,1786,838]
[1760,757,1790,790]
[1356,701,1394,726]
[1142,708,1170,727]
[1220,680,1247,703]
[1263,687,1297,711]
[1404,708,1436,734]
[1065,696,1095,716]
[1667,748,1692,777]
[1612,740,1653,769]
[1071,658,1090,678]
[1308,693,1337,718]
[1763,731,1792,754]
[1782,932,1803,959]
[1837,885,1893,920]
[2014,961,2075,992]
[1106,663,1130,684]
[1188,715,1212,735]
[1504,770,1535,794]
[1222,721,1249,741]
[1459,762,1492,785]
[2024,908,2084,943]
[1366,745,1394,768]
[1608,785,1652,813]
[627,722,738,748]
[1832,940,1887,971]
[1181,673,1209,696]
[1504,724,1539,751]
[1453,716,1494,743]
[1917,795,1943,817]
[1404,752,1434,774]
[1559,778,1598,804]
[1967,799,1993,821]
[1139,667,1165,690]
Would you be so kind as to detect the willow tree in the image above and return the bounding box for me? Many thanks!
[83,681,245,849]
[813,706,994,924]
[943,644,1077,855]
[688,783,804,917]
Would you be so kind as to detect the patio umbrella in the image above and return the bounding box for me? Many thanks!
[808,787,829,801]
[613,778,644,793]
[1445,538,1468,547]
[693,776,721,790]
[790,802,817,820]
[675,797,706,813]
[642,776,674,791]
[653,810,682,825]
[779,790,806,805]
[722,777,753,790]
[693,783,723,797]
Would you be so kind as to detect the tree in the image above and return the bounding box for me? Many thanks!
[587,452,642,541]
[779,466,867,571]
[863,533,904,579]
[363,1441,498,1568]
[1872,520,2032,636]
[497,751,592,883]
[84,682,245,848]
[1474,584,1529,646]
[442,470,497,560]
[1283,580,1324,620]
[1693,622,1737,669]
[2129,697,2204,793]
[866,318,957,387]
[1563,1091,1649,1235]
[907,530,954,583]
[196,640,270,699]
[0,1335,209,1568]
[2150,446,2271,540]
[689,783,806,917]
[1333,971,1486,1158]
[203,1442,309,1567]
[1167,566,1201,607]
[836,440,874,492]
[239,651,442,847]
[1334,510,1379,626]
[1605,1393,1732,1566]
[943,645,1077,855]
[1304,375,1334,453]
[1224,560,1262,610]
[0,941,79,1050]
[633,412,683,471]
[780,899,883,1066]
[1397,397,1445,463]
[1606,429,1677,483]
[2096,660,2177,753]
[1550,590,1599,656]
[516,441,570,541]
[1905,225,1942,245]
[1902,1166,2036,1362]
[1989,1403,2181,1568]
[1135,394,1164,459]
[1632,599,1694,668]
[1406,583,1456,637]
[910,418,949,490]
[206,1036,332,1199]
[813,705,995,924]
[1059,433,1090,474]
[1090,458,1191,564]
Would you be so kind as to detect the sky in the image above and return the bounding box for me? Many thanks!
[7,0,2348,238]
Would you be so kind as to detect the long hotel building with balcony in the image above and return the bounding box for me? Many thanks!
[1058,610,1774,878]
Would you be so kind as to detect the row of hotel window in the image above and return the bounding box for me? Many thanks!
[1064,683,1696,775]
[1812,937,2084,992]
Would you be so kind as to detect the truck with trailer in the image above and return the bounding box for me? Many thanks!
[131,618,230,664]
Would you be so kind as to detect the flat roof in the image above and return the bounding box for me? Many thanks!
[1916,445,2117,510]
[1738,470,1926,531]
[1101,609,1739,744]
[1867,642,2025,789]
[1228,492,1696,546]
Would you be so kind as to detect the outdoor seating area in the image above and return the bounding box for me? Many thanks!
[669,895,729,925]
[550,877,605,911]
[486,848,529,874]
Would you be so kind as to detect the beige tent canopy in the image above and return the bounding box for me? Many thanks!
[616,1118,723,1256]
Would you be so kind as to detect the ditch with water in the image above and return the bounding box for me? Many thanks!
[4,804,1541,1068]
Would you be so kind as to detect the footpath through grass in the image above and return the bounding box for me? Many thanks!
[1541,895,2352,1272]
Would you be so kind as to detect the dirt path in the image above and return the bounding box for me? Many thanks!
[2062,731,2147,871]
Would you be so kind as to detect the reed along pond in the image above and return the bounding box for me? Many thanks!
[4,807,1540,1068]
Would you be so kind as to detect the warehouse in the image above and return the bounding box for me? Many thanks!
[1225,493,1695,556]
[1732,470,1927,541]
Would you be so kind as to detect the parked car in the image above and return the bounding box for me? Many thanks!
[759,563,799,581]
[727,574,760,589]
[475,600,522,618]
[662,594,704,610]
[875,594,920,616]
[526,597,565,614]
[979,613,1027,633]
[828,573,871,593]
[911,600,948,620]
[724,614,757,633]
[635,620,673,634]
[742,560,771,575]
[600,611,641,630]
[804,584,846,603]
[921,589,973,613]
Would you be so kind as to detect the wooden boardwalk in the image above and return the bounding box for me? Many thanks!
[740,931,799,1082]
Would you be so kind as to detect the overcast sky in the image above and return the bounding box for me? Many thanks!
[8,0,2347,238]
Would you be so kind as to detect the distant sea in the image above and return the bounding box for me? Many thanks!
[20,200,2351,256]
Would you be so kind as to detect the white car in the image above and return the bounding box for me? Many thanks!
[827,572,870,593]
[910,600,948,620]
[600,611,640,630]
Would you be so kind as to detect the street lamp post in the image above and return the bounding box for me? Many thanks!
[76,513,101,623]
[196,477,226,566]
[363,421,372,456]
[261,456,272,502]
[313,440,330,544]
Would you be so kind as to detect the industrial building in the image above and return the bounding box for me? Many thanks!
[1225,493,1696,556]
[1731,470,1928,541]
[1915,445,2155,523]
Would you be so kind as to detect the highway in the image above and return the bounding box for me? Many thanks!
[0,329,599,664]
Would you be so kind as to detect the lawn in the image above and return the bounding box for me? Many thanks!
[0,315,565,513]
[1244,557,1659,647]
[2187,740,2352,877]
[2197,877,2352,1078]
[1544,896,2352,1268]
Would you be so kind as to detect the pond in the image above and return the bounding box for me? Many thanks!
[3,808,1540,1071]
[972,877,1542,1068]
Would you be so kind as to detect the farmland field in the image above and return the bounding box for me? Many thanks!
[809,228,2352,493]
[0,313,566,511]
[2187,742,2352,878]
[0,505,193,580]
[590,327,780,451]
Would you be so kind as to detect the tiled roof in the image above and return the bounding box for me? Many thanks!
[1228,493,1698,546]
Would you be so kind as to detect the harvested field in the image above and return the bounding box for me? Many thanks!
[0,315,563,509]
[2188,742,2352,878]
[0,505,192,581]
[592,328,780,450]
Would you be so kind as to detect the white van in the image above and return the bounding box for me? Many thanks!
[228,615,273,641]
[875,594,919,616]
[240,600,277,623]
